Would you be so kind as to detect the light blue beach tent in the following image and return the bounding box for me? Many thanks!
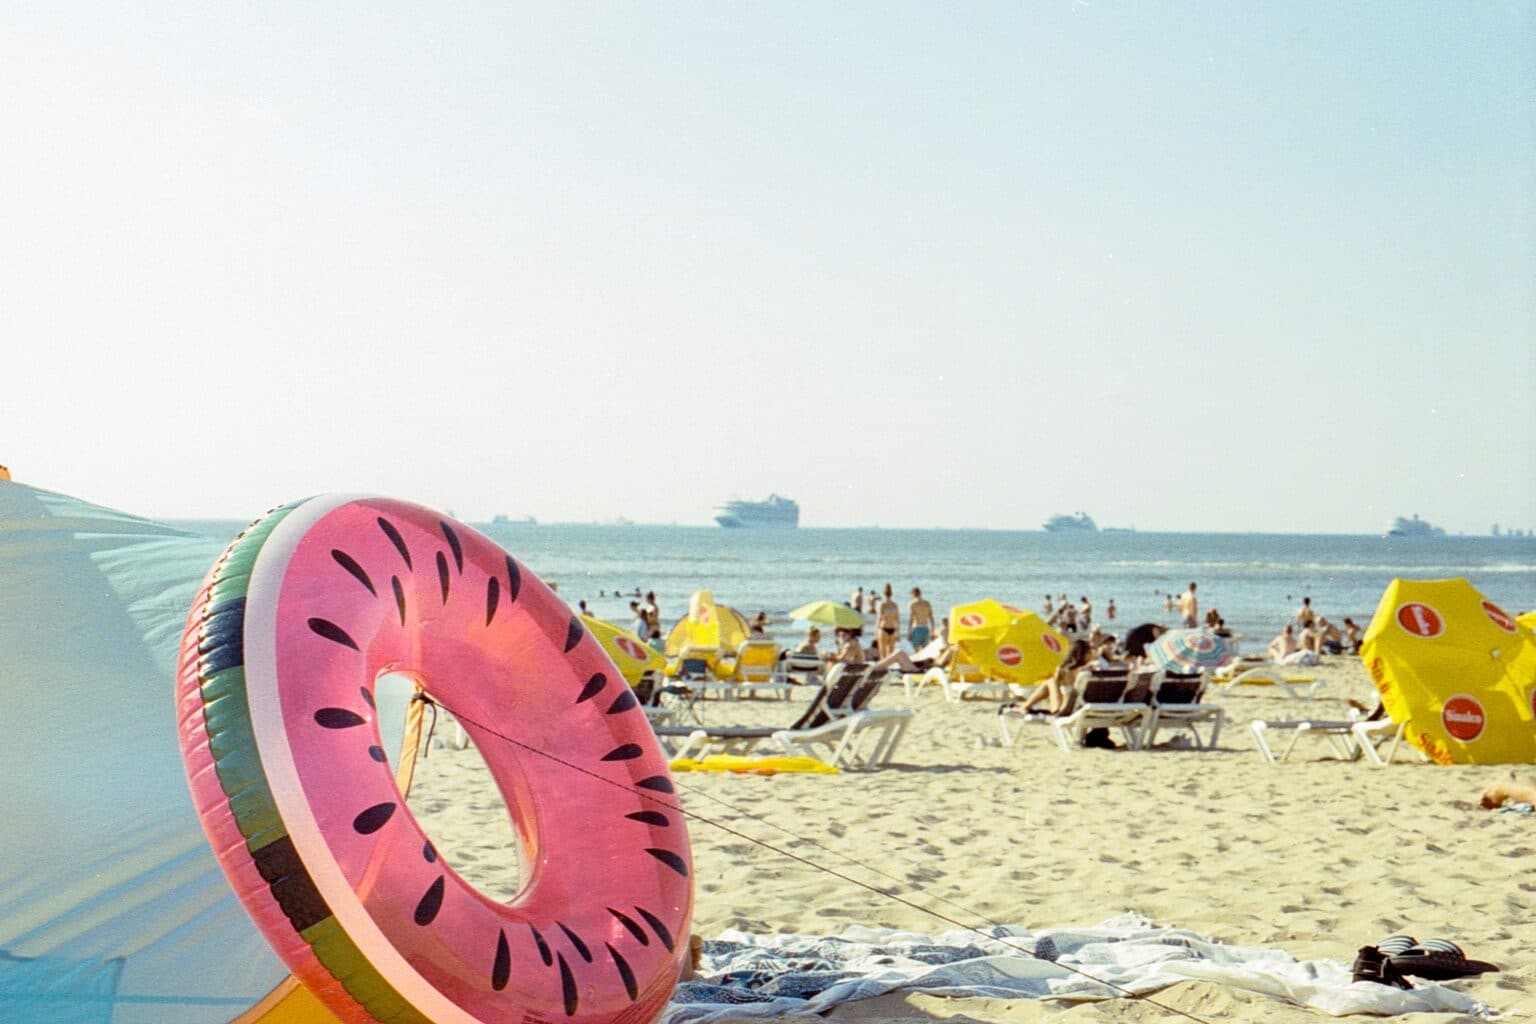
[0,482,286,1022]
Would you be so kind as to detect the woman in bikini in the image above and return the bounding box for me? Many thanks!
[875,583,901,659]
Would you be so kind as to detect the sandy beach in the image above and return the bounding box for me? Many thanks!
[410,657,1531,1023]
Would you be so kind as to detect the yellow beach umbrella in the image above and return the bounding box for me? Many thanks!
[1360,578,1536,764]
[664,590,750,656]
[788,600,866,629]
[1519,611,1536,633]
[949,600,1068,684]
[580,615,665,685]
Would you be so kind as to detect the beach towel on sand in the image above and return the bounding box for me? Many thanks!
[661,914,1492,1023]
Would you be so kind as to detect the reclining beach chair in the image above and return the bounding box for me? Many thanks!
[666,645,721,682]
[771,667,914,770]
[1249,706,1418,765]
[779,649,825,687]
[1248,715,1365,763]
[996,666,1132,747]
[721,638,794,699]
[1140,669,1225,750]
[1213,658,1324,699]
[650,663,868,760]
[1048,669,1151,752]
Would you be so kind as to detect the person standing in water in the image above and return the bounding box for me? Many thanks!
[908,587,935,649]
[1178,582,1199,628]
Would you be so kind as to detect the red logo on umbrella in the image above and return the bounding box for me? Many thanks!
[1040,633,1062,654]
[695,606,713,625]
[959,613,985,628]
[1530,688,1536,720]
[1441,694,1485,742]
[996,645,1022,666]
[1396,603,1444,638]
[614,636,647,661]
[1482,601,1516,633]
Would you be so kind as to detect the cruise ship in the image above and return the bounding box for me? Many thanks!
[714,494,799,528]
[1043,512,1098,533]
[1386,514,1445,538]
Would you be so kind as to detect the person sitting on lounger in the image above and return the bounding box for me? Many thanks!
[1008,638,1093,717]
[829,628,867,665]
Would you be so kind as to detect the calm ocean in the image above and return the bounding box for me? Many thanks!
[171,519,1536,650]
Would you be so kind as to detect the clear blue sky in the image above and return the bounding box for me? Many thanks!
[3,2,1531,532]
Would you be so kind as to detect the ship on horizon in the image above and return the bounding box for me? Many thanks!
[714,494,799,528]
[1043,512,1098,533]
[1386,513,1444,538]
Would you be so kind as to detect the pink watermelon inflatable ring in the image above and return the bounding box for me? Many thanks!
[175,495,693,1024]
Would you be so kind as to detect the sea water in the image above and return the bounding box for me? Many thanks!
[172,519,1536,649]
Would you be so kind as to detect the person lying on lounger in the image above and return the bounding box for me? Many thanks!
[1006,639,1093,717]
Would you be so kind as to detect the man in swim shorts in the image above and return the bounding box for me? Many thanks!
[908,586,934,648]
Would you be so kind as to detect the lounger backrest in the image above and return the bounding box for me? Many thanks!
[1077,671,1130,705]
[845,667,889,712]
[733,640,780,680]
[796,663,867,730]
[784,682,832,731]
[1154,671,1204,705]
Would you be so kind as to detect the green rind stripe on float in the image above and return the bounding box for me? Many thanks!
[194,500,425,1024]
[301,918,433,1024]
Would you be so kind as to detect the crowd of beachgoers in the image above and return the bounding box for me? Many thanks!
[573,579,1372,678]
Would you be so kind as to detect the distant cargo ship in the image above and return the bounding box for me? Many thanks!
[1386,514,1444,538]
[714,494,799,528]
[1043,512,1098,533]
[491,513,537,526]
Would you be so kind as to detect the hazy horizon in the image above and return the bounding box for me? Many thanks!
[5,3,1531,534]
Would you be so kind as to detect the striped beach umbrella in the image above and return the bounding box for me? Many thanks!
[1149,628,1235,673]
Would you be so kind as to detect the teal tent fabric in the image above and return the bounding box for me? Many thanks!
[0,482,286,1023]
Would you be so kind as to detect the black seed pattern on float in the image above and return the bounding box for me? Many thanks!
[331,549,376,595]
[557,953,578,1015]
[529,924,553,966]
[635,907,675,952]
[486,576,500,625]
[377,517,412,569]
[436,552,450,604]
[414,876,445,926]
[607,908,648,945]
[308,618,359,651]
[492,930,511,991]
[558,922,592,962]
[505,556,522,602]
[625,810,668,827]
[315,708,366,729]
[607,944,638,1000]
[352,802,397,835]
[439,521,463,573]
[392,577,406,625]
[635,775,674,793]
[576,673,607,703]
[645,848,689,877]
